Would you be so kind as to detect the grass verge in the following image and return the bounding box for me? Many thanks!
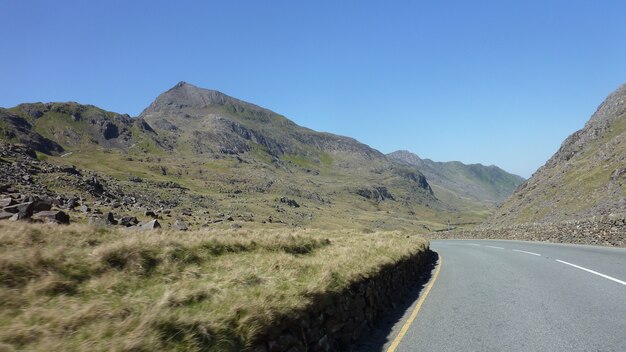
[0,222,428,351]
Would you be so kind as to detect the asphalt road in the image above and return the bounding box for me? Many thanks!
[381,240,626,352]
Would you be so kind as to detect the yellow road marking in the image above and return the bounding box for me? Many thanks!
[386,254,442,352]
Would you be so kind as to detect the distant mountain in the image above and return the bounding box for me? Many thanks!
[387,150,525,208]
[484,84,626,226]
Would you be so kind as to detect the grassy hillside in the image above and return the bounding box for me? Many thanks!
[0,222,428,351]
[484,84,626,226]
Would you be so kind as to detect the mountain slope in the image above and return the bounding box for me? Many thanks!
[387,150,525,208]
[2,82,477,231]
[484,84,626,226]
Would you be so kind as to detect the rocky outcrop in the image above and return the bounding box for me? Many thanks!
[356,186,394,202]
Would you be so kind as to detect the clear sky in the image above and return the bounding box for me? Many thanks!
[2,1,625,177]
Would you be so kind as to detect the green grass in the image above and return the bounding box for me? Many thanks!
[0,222,428,351]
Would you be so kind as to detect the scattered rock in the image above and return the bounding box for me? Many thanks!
[10,213,28,221]
[0,198,15,207]
[173,219,188,231]
[145,210,157,218]
[279,197,300,208]
[32,199,52,212]
[141,219,161,230]
[119,216,139,227]
[32,210,70,224]
[0,211,14,220]
[3,202,35,218]
[230,223,242,229]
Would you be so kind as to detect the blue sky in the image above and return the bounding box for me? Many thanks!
[1,1,625,177]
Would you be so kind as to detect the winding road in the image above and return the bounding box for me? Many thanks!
[380,240,626,352]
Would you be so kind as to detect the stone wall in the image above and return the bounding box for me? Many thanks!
[429,216,625,247]
[251,248,435,351]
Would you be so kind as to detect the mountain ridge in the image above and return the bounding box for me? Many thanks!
[387,149,525,208]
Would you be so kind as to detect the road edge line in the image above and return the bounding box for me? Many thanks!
[386,253,442,352]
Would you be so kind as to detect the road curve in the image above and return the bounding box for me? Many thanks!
[382,240,626,352]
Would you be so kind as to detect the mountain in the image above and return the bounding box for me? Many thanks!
[483,84,626,227]
[139,81,384,160]
[387,150,525,209]
[1,82,473,231]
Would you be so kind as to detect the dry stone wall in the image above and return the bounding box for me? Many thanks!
[250,249,435,352]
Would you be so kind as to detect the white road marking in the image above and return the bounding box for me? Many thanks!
[556,259,626,286]
[512,249,541,256]
[485,245,504,249]
[466,243,480,246]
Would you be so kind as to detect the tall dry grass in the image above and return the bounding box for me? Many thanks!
[0,222,427,351]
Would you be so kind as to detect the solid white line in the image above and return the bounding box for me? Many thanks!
[485,245,504,249]
[512,249,541,256]
[466,243,480,246]
[556,259,626,286]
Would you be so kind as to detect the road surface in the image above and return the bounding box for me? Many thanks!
[380,240,626,352]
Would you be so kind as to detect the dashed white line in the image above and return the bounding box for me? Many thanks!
[485,245,504,249]
[466,243,480,246]
[512,249,541,256]
[556,259,626,286]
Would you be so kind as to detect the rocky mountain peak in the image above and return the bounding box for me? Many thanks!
[139,81,272,119]
[387,150,424,166]
[588,83,626,126]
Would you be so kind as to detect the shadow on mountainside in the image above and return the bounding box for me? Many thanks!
[354,250,440,352]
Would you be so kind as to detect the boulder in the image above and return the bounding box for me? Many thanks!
[66,197,79,209]
[173,219,188,231]
[10,213,29,221]
[32,199,52,212]
[119,216,139,227]
[141,219,161,230]
[105,212,118,225]
[0,198,15,207]
[144,210,157,218]
[88,212,117,227]
[0,211,14,220]
[3,202,35,218]
[279,197,300,208]
[32,210,70,224]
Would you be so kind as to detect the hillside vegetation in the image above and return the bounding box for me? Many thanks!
[0,222,428,351]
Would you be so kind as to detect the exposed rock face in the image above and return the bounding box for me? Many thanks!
[388,150,524,207]
[484,84,626,227]
[356,186,394,202]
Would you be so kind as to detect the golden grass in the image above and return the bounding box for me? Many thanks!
[0,222,428,351]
